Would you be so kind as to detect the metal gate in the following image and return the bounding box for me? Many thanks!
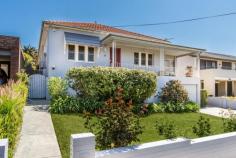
[29,74,46,99]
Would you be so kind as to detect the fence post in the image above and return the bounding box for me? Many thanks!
[0,139,8,158]
[70,133,95,158]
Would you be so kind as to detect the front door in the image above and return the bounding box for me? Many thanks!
[0,61,10,78]
[110,48,121,67]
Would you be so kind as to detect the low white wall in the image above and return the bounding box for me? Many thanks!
[208,97,236,109]
[71,132,236,158]
[0,139,8,158]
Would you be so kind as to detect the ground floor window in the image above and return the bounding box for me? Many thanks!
[133,52,153,66]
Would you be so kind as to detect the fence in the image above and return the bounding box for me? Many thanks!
[208,97,236,109]
[71,132,236,158]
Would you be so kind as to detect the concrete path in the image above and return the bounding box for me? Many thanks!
[14,101,61,158]
[200,107,236,118]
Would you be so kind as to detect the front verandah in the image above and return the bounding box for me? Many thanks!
[215,79,236,97]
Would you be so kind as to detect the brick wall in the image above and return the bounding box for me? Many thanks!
[0,35,21,79]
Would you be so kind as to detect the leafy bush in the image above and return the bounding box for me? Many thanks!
[156,118,178,139]
[48,77,68,100]
[222,110,236,132]
[151,101,199,113]
[184,101,200,112]
[201,90,208,107]
[16,71,29,85]
[84,87,143,149]
[193,116,211,137]
[159,80,189,104]
[67,67,157,104]
[0,81,28,158]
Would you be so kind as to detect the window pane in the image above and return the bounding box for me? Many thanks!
[141,53,146,66]
[222,62,232,70]
[134,52,139,65]
[68,45,75,60]
[88,47,94,62]
[78,46,85,61]
[148,54,153,66]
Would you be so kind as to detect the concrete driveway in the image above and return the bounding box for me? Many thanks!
[14,100,61,158]
[200,107,236,118]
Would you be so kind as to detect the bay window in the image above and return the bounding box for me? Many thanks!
[67,44,95,62]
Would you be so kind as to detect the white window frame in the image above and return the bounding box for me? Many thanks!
[67,44,96,63]
[134,52,153,67]
[87,46,95,63]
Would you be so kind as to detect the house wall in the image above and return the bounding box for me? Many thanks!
[44,28,200,104]
[200,68,236,96]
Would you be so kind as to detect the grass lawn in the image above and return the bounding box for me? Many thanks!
[52,113,225,158]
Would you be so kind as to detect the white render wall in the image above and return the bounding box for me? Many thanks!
[71,132,236,158]
[43,28,201,104]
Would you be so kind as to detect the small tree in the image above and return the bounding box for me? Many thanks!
[193,116,211,137]
[156,118,178,139]
[84,87,143,149]
[159,80,189,104]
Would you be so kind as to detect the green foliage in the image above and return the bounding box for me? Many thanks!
[79,97,104,113]
[201,90,208,107]
[67,67,157,104]
[222,110,236,132]
[0,81,28,158]
[159,80,189,104]
[84,88,143,149]
[151,101,199,113]
[48,77,68,100]
[156,118,178,139]
[193,116,212,137]
[16,70,29,85]
[22,45,38,75]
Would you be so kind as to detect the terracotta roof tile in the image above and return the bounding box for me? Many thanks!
[44,21,169,44]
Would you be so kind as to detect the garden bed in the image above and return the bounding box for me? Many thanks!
[51,113,225,158]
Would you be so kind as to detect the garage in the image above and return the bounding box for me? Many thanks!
[182,84,197,102]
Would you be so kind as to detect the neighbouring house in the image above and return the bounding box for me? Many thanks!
[38,21,206,103]
[0,35,22,83]
[200,52,236,97]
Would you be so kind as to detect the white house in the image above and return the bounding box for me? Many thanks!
[200,52,236,97]
[38,21,205,103]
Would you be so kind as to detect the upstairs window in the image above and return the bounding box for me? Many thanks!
[88,47,94,62]
[68,45,75,60]
[141,53,146,66]
[134,52,139,65]
[148,54,153,66]
[222,62,232,70]
[200,59,217,69]
[78,46,85,61]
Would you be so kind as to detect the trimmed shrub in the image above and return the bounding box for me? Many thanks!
[201,90,208,107]
[193,116,211,137]
[0,81,28,158]
[184,101,200,112]
[156,118,178,139]
[159,80,189,104]
[84,87,143,149]
[66,67,157,104]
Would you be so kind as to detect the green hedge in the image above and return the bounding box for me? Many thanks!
[66,67,157,103]
[201,90,208,107]
[0,80,28,158]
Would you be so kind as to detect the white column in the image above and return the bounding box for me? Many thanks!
[196,52,201,78]
[112,41,116,67]
[70,133,95,158]
[0,139,8,158]
[159,47,165,75]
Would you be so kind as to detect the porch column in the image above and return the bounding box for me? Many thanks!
[159,47,165,75]
[112,41,116,67]
[225,80,228,96]
[196,52,201,78]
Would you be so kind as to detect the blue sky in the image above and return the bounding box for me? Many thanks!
[1,0,236,55]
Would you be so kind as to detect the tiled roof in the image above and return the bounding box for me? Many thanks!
[44,21,169,44]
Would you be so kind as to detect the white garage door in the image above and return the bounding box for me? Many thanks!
[183,84,197,102]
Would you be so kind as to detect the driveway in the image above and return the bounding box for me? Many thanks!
[14,100,61,158]
[200,107,236,118]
